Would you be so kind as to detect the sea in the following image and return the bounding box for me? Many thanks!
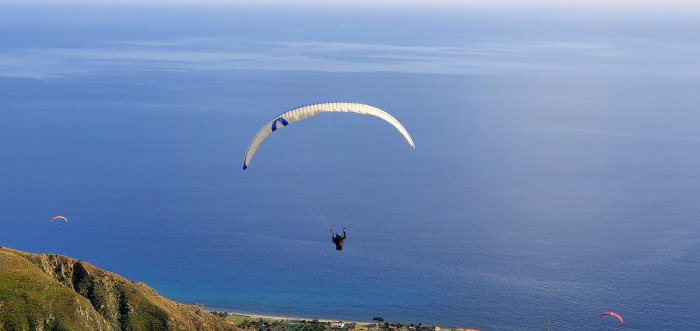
[1,4,699,330]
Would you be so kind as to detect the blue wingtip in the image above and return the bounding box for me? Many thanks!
[243,163,248,170]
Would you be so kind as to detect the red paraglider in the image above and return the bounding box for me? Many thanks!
[600,311,624,324]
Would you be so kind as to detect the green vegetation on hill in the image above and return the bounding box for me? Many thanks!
[0,247,239,331]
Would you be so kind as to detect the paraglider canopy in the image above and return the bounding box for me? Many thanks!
[242,102,415,170]
[51,216,68,222]
[600,311,624,324]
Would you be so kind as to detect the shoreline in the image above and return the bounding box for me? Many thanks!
[207,308,479,331]
[208,308,366,323]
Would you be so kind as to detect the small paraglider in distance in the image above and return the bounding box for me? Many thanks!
[600,311,624,324]
[330,227,346,251]
[51,216,68,223]
[242,102,415,170]
[51,215,68,230]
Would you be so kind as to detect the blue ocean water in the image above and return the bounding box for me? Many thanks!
[1,5,700,330]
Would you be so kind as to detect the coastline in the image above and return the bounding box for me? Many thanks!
[208,308,365,323]
[208,308,479,331]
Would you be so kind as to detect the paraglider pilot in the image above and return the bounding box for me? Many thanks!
[331,227,346,251]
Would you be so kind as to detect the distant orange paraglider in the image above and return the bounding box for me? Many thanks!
[600,311,624,324]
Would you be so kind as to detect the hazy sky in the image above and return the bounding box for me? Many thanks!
[6,0,699,19]
[9,0,700,7]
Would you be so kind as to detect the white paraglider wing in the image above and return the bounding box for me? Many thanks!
[243,102,414,170]
[51,216,68,222]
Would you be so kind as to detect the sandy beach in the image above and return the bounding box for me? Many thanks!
[210,309,366,323]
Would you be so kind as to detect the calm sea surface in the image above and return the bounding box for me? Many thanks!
[1,5,699,330]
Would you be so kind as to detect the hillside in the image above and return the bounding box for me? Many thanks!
[0,247,239,331]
